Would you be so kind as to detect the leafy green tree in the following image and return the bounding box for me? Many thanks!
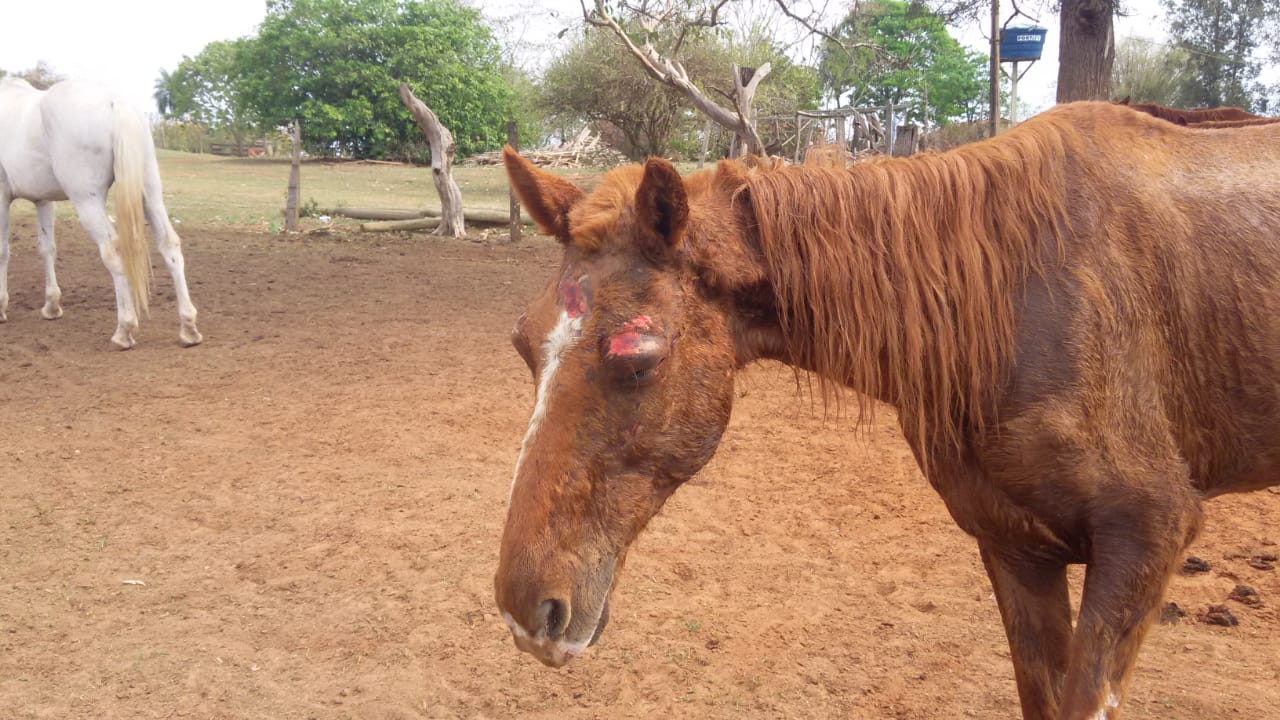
[818,0,986,125]
[168,40,259,151]
[1111,36,1193,106]
[501,64,551,151]
[238,0,511,159]
[1162,0,1275,110]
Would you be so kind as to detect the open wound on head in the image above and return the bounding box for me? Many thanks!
[558,275,590,319]
[608,315,663,357]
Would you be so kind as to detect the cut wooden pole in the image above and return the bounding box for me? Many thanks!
[507,120,521,243]
[286,119,301,232]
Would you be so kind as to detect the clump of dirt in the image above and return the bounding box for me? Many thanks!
[1198,605,1239,626]
[1182,556,1212,574]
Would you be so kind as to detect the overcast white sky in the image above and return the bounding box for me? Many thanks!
[0,0,1249,122]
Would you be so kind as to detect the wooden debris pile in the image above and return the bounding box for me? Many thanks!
[464,127,628,168]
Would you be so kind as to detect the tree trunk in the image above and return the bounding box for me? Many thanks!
[398,83,464,237]
[1057,0,1116,102]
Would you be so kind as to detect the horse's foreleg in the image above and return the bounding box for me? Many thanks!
[144,201,201,346]
[35,201,62,319]
[75,200,138,349]
[1058,490,1203,720]
[980,545,1072,720]
[0,197,9,322]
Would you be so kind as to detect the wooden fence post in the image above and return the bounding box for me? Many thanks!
[286,118,301,232]
[507,120,521,244]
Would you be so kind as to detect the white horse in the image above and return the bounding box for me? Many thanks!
[0,77,201,348]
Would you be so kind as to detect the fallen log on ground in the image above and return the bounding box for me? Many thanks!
[360,210,534,233]
[360,217,440,233]
[345,207,533,229]
[332,207,426,221]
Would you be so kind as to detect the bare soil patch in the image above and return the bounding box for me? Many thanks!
[2,218,1277,718]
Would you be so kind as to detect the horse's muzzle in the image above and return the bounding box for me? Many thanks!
[502,596,610,668]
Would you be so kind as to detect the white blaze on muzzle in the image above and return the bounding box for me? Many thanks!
[510,308,583,497]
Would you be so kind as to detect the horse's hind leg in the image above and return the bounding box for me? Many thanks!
[1058,486,1203,719]
[143,190,201,346]
[35,200,62,319]
[73,198,139,349]
[980,545,1073,720]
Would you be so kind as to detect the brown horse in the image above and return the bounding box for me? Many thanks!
[495,101,1280,720]
[1188,117,1280,128]
[1115,96,1261,124]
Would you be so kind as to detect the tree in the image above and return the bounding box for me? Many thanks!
[154,69,176,117]
[168,40,259,151]
[399,83,464,236]
[818,0,987,125]
[541,26,719,159]
[1163,0,1274,110]
[237,0,511,159]
[1,61,66,90]
[1110,36,1191,106]
[1057,0,1116,101]
[583,0,774,155]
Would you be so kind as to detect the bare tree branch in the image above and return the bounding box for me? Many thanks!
[585,0,769,154]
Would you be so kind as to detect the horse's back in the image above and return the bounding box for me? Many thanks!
[1007,103,1280,497]
[0,78,61,201]
[3,80,140,203]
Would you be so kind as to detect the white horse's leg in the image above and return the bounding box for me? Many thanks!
[0,195,10,322]
[74,199,138,349]
[35,200,62,319]
[144,190,201,346]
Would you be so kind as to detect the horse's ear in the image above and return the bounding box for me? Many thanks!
[503,146,584,242]
[682,159,768,291]
[634,157,688,260]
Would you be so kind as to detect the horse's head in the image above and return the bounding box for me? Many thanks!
[495,149,779,666]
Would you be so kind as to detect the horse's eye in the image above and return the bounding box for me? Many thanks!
[604,332,667,388]
[607,351,664,387]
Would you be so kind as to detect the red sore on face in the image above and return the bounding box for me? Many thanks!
[608,316,663,357]
[558,277,590,318]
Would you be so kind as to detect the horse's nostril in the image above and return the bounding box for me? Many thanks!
[538,598,569,640]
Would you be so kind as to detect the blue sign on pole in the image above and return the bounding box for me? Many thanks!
[999,26,1048,62]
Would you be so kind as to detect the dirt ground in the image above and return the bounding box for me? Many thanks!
[1,218,1278,720]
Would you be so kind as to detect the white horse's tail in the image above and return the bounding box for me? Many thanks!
[112,104,150,317]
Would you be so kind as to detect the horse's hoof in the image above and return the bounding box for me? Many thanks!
[41,305,63,320]
[179,328,203,347]
[111,333,136,350]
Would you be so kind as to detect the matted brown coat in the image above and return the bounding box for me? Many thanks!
[494,100,1280,720]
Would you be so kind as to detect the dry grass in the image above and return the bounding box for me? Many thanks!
[7,149,612,234]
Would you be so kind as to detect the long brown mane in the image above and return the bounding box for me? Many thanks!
[737,115,1089,454]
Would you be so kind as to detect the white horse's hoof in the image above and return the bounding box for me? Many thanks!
[179,326,203,347]
[41,304,63,320]
[111,331,136,350]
